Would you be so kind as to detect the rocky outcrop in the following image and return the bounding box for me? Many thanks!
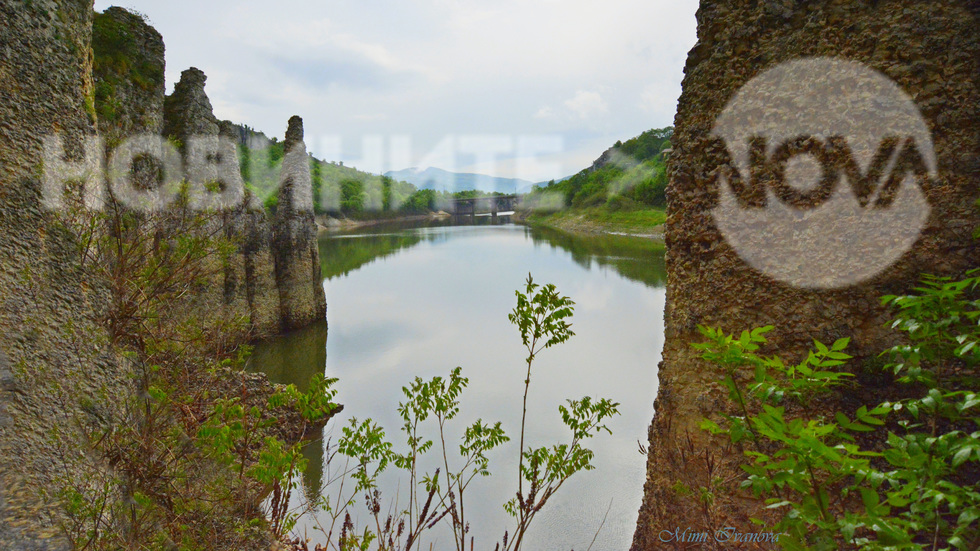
[220,120,272,150]
[0,4,326,547]
[160,67,253,338]
[162,67,220,143]
[159,68,325,337]
[273,116,326,331]
[632,2,979,549]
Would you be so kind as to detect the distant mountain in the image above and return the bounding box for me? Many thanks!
[385,167,535,195]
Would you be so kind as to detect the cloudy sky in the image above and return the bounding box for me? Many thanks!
[94,0,699,182]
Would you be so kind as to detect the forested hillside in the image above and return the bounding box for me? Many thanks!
[534,127,673,210]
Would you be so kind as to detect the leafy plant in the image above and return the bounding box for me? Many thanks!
[287,275,618,551]
[696,269,980,550]
[502,274,620,551]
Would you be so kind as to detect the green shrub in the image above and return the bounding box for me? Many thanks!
[697,268,980,550]
[606,194,641,212]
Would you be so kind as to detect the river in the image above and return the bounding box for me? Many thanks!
[249,216,666,550]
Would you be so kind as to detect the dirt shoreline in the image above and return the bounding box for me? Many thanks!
[513,210,665,240]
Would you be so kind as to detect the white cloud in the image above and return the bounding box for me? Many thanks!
[563,91,609,120]
[352,113,389,122]
[534,106,555,119]
[92,0,699,180]
[639,82,679,121]
[534,90,610,123]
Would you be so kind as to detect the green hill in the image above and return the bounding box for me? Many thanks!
[532,126,673,211]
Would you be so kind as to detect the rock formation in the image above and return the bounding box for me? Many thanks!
[274,116,327,331]
[0,1,116,548]
[632,2,979,549]
[162,67,220,142]
[156,68,326,337]
[0,4,327,547]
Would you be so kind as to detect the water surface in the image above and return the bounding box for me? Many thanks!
[250,219,665,550]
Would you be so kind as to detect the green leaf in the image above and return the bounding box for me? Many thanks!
[952,446,973,467]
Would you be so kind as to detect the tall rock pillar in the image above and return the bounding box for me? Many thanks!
[273,116,327,331]
[0,1,120,548]
[632,2,979,548]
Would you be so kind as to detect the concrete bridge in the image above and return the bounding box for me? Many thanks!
[450,195,519,217]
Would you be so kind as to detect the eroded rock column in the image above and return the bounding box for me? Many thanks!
[632,2,979,548]
[0,1,119,548]
[273,116,327,332]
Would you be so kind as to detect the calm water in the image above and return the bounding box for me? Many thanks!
[250,217,666,550]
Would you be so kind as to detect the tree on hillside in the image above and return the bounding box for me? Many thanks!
[340,178,364,214]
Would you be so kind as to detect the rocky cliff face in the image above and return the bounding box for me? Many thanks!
[91,6,165,145]
[162,67,219,142]
[0,4,327,547]
[0,1,118,548]
[274,116,327,331]
[157,67,327,337]
[632,2,979,549]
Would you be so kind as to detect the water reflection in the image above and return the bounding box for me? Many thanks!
[524,225,666,288]
[320,218,666,288]
[319,215,515,280]
[245,321,329,501]
[249,320,328,392]
[251,220,666,550]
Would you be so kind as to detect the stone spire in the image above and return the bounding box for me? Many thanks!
[162,67,219,143]
[631,2,980,548]
[272,115,325,331]
[276,115,314,214]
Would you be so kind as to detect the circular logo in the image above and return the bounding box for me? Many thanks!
[711,57,935,289]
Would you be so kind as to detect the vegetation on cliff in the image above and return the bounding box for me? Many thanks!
[91,7,164,143]
[533,127,672,210]
[41,189,339,550]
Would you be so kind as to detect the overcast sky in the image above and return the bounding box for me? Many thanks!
[94,0,699,181]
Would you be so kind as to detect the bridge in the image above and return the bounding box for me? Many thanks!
[450,195,519,218]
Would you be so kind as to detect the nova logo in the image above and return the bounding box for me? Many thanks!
[710,57,935,289]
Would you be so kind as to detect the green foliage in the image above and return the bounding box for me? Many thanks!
[238,144,252,187]
[508,396,619,513]
[91,10,165,130]
[605,194,642,212]
[267,373,341,423]
[529,127,672,210]
[312,157,325,213]
[339,418,395,494]
[381,175,393,212]
[508,274,576,354]
[400,188,438,214]
[196,375,340,539]
[696,268,980,550]
[298,276,615,551]
[500,274,619,550]
[341,178,366,214]
[50,195,340,549]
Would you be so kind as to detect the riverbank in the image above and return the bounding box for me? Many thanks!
[316,211,452,233]
[514,207,666,239]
